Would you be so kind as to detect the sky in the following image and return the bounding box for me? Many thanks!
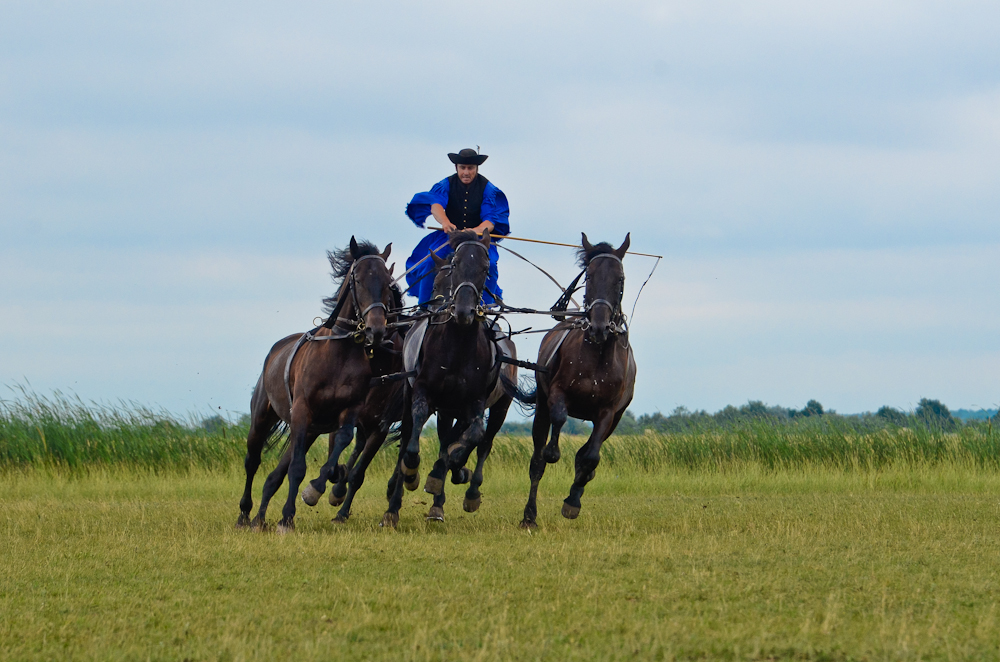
[1,0,998,419]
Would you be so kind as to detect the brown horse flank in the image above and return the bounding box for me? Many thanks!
[511,233,637,528]
[236,237,396,533]
[381,230,516,527]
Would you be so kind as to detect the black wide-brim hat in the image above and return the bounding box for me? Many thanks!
[448,148,488,166]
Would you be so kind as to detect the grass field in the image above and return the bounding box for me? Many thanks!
[4,453,1000,661]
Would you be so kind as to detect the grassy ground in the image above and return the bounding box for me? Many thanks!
[3,456,1000,661]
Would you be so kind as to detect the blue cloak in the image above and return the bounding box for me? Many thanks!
[404,177,510,305]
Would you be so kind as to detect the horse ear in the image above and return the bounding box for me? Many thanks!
[381,243,392,260]
[349,236,360,260]
[581,233,594,254]
[480,230,491,247]
[430,247,447,268]
[615,233,631,259]
[388,262,395,276]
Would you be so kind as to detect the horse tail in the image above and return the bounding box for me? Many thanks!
[263,420,290,455]
[379,383,407,447]
[500,372,537,407]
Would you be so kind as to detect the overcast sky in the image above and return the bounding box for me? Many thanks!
[2,1,998,418]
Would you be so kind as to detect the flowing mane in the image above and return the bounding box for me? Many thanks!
[321,240,382,315]
[576,241,616,268]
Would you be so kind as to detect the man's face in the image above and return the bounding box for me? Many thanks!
[456,164,477,185]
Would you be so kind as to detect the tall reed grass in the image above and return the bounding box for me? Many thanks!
[0,390,245,471]
[2,391,998,473]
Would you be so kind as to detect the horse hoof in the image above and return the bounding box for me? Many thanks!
[424,476,444,495]
[329,493,346,507]
[380,512,399,528]
[542,446,561,464]
[250,518,268,532]
[235,513,251,529]
[451,467,472,485]
[332,514,348,524]
[276,521,295,534]
[403,474,419,492]
[519,519,538,530]
[463,496,481,513]
[426,506,445,522]
[561,502,581,520]
[301,485,322,507]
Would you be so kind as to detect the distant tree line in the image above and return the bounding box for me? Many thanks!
[498,397,998,436]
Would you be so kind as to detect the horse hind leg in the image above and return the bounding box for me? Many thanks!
[465,397,508,513]
[237,402,280,529]
[521,398,551,529]
[250,446,292,531]
[333,430,382,523]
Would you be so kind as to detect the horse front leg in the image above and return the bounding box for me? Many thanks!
[383,386,430,528]
[562,409,615,520]
[521,397,551,529]
[301,410,358,507]
[542,388,568,464]
[446,402,485,476]
[424,415,454,497]
[330,425,366,506]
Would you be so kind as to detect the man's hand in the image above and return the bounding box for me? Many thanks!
[430,203,456,232]
[472,221,495,237]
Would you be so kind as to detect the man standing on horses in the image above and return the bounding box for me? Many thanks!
[404,148,510,305]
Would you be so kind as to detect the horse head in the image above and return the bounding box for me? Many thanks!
[580,232,629,345]
[350,237,394,346]
[447,230,491,326]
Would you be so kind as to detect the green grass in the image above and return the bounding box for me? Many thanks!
[3,462,1000,661]
[4,391,1000,474]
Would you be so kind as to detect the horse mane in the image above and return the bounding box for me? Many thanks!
[321,240,382,315]
[576,241,616,268]
[448,230,481,250]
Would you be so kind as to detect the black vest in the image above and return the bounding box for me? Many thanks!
[445,173,489,230]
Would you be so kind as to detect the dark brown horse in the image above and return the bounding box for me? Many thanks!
[381,230,515,527]
[513,233,636,528]
[299,322,407,523]
[236,238,396,533]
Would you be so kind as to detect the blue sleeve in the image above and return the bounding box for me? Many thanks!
[405,178,450,228]
[481,183,510,236]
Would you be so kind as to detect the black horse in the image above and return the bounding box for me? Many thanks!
[236,238,396,533]
[413,246,516,521]
[512,233,637,528]
[381,230,515,527]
